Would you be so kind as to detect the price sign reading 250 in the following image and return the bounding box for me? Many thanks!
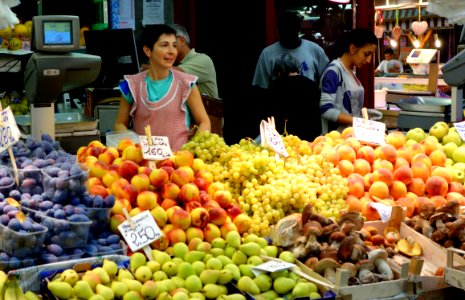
[0,107,21,153]
[117,210,163,252]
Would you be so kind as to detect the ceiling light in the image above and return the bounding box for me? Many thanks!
[329,0,351,3]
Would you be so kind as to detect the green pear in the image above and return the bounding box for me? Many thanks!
[278,251,295,263]
[171,257,184,268]
[191,261,205,275]
[184,250,205,264]
[74,280,95,299]
[310,291,323,299]
[292,282,318,298]
[239,242,261,257]
[225,231,241,249]
[89,295,105,300]
[253,274,273,292]
[217,294,247,300]
[152,270,168,281]
[111,281,129,298]
[102,259,118,277]
[237,276,260,295]
[153,250,172,266]
[96,283,114,300]
[141,280,162,299]
[134,265,152,282]
[189,291,205,300]
[122,278,143,292]
[24,291,40,300]
[146,261,161,273]
[270,270,289,280]
[160,279,176,293]
[177,261,195,279]
[82,271,102,290]
[172,291,189,300]
[172,242,189,259]
[60,269,79,287]
[199,269,220,285]
[162,261,178,277]
[224,246,236,258]
[247,255,264,266]
[196,241,212,252]
[171,276,185,288]
[273,277,296,295]
[211,237,226,249]
[122,290,144,300]
[217,269,233,285]
[255,237,268,248]
[48,281,73,299]
[223,264,241,281]
[202,253,213,264]
[130,252,147,272]
[255,290,279,300]
[210,248,225,257]
[216,255,232,267]
[154,292,171,300]
[202,283,227,299]
[231,251,247,265]
[117,268,135,281]
[263,245,278,258]
[184,275,202,293]
[93,267,111,285]
[205,257,222,270]
[239,264,255,278]
[243,234,259,243]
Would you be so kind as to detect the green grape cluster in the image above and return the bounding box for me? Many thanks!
[184,133,349,236]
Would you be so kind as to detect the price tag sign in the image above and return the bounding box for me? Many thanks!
[0,106,21,153]
[453,122,465,141]
[370,202,392,223]
[252,259,296,276]
[139,135,172,160]
[118,210,162,252]
[260,120,288,157]
[353,117,386,145]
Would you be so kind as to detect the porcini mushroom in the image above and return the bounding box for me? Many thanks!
[430,212,453,229]
[411,216,433,238]
[338,235,356,261]
[338,211,364,235]
[418,202,435,220]
[293,220,322,259]
[313,258,340,284]
[341,262,360,285]
[328,231,346,249]
[437,199,460,216]
[357,259,378,284]
[368,249,394,281]
[448,219,465,243]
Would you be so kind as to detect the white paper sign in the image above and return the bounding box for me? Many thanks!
[453,122,465,141]
[139,135,172,160]
[353,117,386,145]
[260,120,288,157]
[370,202,392,223]
[252,260,296,276]
[0,107,21,153]
[118,210,162,252]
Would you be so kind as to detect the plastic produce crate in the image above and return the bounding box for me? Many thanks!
[105,130,140,147]
[0,221,47,259]
[22,207,92,249]
[41,167,89,200]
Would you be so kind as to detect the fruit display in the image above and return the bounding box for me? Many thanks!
[45,233,325,300]
[0,91,29,116]
[183,132,349,236]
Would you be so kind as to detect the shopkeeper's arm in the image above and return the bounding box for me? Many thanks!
[114,96,131,131]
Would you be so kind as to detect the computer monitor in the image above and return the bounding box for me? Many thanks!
[31,15,81,52]
[84,28,140,88]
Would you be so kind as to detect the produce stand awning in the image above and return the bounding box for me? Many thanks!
[382,7,451,32]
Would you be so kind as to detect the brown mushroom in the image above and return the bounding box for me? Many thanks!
[321,223,340,240]
[418,202,435,220]
[328,231,346,249]
[368,249,394,281]
[338,235,356,261]
[338,211,364,234]
[442,239,455,248]
[340,262,360,285]
[431,227,448,244]
[350,244,367,262]
[302,203,334,227]
[357,259,378,284]
[413,217,434,238]
[313,258,340,283]
[370,234,386,246]
[304,257,319,269]
[437,199,460,216]
[430,212,453,229]
[448,219,465,243]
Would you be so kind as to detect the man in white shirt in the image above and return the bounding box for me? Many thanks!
[375,48,404,74]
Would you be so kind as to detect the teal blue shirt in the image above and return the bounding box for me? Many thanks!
[119,72,173,104]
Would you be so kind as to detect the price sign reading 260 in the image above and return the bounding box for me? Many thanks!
[117,210,163,252]
[0,107,21,153]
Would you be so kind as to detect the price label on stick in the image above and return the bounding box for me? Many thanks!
[0,107,21,153]
[370,202,392,223]
[353,117,386,145]
[260,120,288,157]
[139,135,172,160]
[252,259,296,276]
[453,122,465,141]
[118,210,162,252]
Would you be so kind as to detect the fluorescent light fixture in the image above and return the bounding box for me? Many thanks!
[329,0,350,3]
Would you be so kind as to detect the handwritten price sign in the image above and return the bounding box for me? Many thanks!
[454,122,465,141]
[260,120,288,157]
[353,117,386,145]
[118,210,162,252]
[252,259,296,277]
[139,135,172,160]
[0,107,21,153]
[370,202,392,223]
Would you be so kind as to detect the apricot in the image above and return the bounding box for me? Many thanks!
[430,195,447,209]
[430,166,452,184]
[429,150,447,167]
[346,195,362,212]
[337,160,354,177]
[368,181,390,199]
[407,178,426,196]
[353,158,372,176]
[374,144,397,163]
[411,162,430,182]
[390,180,407,200]
[425,175,449,197]
[385,130,407,149]
[357,145,376,164]
[336,144,356,163]
[361,199,381,221]
[393,165,414,185]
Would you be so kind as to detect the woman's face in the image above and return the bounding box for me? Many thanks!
[145,33,177,69]
[351,43,377,69]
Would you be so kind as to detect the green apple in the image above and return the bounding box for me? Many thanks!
[452,146,465,163]
[442,132,463,146]
[453,162,465,172]
[443,142,458,158]
[450,167,465,183]
[406,128,426,142]
[429,124,448,141]
[446,158,454,167]
[435,121,450,131]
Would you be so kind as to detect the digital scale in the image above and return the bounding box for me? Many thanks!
[384,48,463,130]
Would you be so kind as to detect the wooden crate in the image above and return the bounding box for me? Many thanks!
[445,248,465,290]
